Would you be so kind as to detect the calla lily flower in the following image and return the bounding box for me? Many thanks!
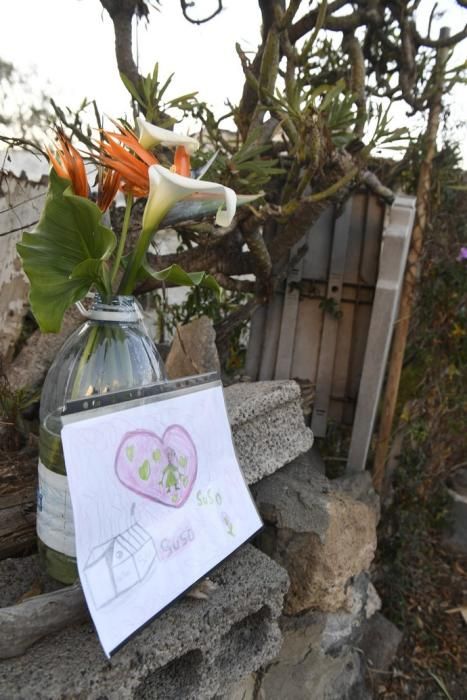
[47,129,88,198]
[143,164,236,232]
[137,116,199,155]
[119,164,237,294]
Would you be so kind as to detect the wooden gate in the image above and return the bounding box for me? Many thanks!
[245,191,416,471]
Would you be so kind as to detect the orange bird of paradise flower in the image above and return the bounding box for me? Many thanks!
[98,123,192,198]
[98,125,159,197]
[96,165,122,212]
[48,129,121,212]
[47,129,89,199]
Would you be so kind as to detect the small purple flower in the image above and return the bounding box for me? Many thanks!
[457,247,467,261]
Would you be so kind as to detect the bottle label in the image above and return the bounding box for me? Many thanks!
[36,460,76,558]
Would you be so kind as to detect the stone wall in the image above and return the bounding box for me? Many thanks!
[0,159,47,361]
[0,381,383,699]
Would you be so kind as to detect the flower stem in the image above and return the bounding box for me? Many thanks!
[70,325,99,398]
[111,193,133,287]
[117,223,157,295]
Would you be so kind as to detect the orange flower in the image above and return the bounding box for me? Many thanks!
[96,167,121,212]
[47,129,88,198]
[174,145,191,177]
[98,125,159,197]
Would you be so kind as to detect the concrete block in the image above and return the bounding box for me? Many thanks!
[225,381,314,484]
[0,546,289,700]
[253,452,378,614]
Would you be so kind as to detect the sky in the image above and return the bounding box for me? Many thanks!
[1,0,466,161]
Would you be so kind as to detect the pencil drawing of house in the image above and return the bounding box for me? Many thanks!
[84,522,157,609]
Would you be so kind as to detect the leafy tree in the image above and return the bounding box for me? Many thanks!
[97,0,466,332]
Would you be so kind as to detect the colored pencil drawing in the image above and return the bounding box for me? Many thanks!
[115,424,197,507]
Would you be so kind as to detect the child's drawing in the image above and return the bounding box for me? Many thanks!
[115,424,197,507]
[221,511,235,537]
[61,384,263,657]
[84,519,156,609]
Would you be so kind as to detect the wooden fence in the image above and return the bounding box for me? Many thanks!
[245,191,416,471]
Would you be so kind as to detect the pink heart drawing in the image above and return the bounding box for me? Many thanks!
[114,425,197,508]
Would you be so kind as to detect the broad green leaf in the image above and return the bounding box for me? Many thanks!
[17,170,116,332]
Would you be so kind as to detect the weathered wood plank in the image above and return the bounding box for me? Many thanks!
[0,583,87,659]
[290,297,323,384]
[274,243,304,379]
[311,199,353,437]
[258,293,284,381]
[347,194,416,471]
[0,454,37,559]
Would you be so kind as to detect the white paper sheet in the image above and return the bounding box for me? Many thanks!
[61,383,263,656]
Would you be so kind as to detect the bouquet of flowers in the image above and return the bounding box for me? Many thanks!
[17,117,253,332]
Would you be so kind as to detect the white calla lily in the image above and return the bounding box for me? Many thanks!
[137,116,199,154]
[119,164,237,294]
[143,164,237,232]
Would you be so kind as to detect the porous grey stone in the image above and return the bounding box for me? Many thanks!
[0,546,289,700]
[259,616,372,700]
[225,381,314,484]
[253,452,378,614]
[240,574,379,700]
[165,315,221,379]
[218,673,257,700]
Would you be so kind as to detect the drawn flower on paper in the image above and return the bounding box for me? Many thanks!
[221,512,235,537]
[115,426,197,508]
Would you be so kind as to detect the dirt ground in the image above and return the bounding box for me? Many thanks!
[374,453,467,699]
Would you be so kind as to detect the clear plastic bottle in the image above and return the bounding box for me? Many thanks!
[37,295,167,583]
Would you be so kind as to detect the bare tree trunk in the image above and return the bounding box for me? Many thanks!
[372,28,451,493]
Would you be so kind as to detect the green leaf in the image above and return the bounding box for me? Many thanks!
[119,72,144,106]
[17,170,116,332]
[161,193,262,227]
[139,459,151,481]
[141,262,221,295]
[126,445,135,462]
[152,449,161,462]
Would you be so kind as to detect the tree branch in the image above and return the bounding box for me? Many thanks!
[179,0,223,25]
[100,0,148,87]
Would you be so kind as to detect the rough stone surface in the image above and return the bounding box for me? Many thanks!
[0,546,289,700]
[253,451,378,614]
[259,615,372,700]
[8,306,82,391]
[225,381,314,485]
[217,673,257,700]
[225,574,380,700]
[359,612,402,672]
[165,315,221,379]
[0,171,47,362]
